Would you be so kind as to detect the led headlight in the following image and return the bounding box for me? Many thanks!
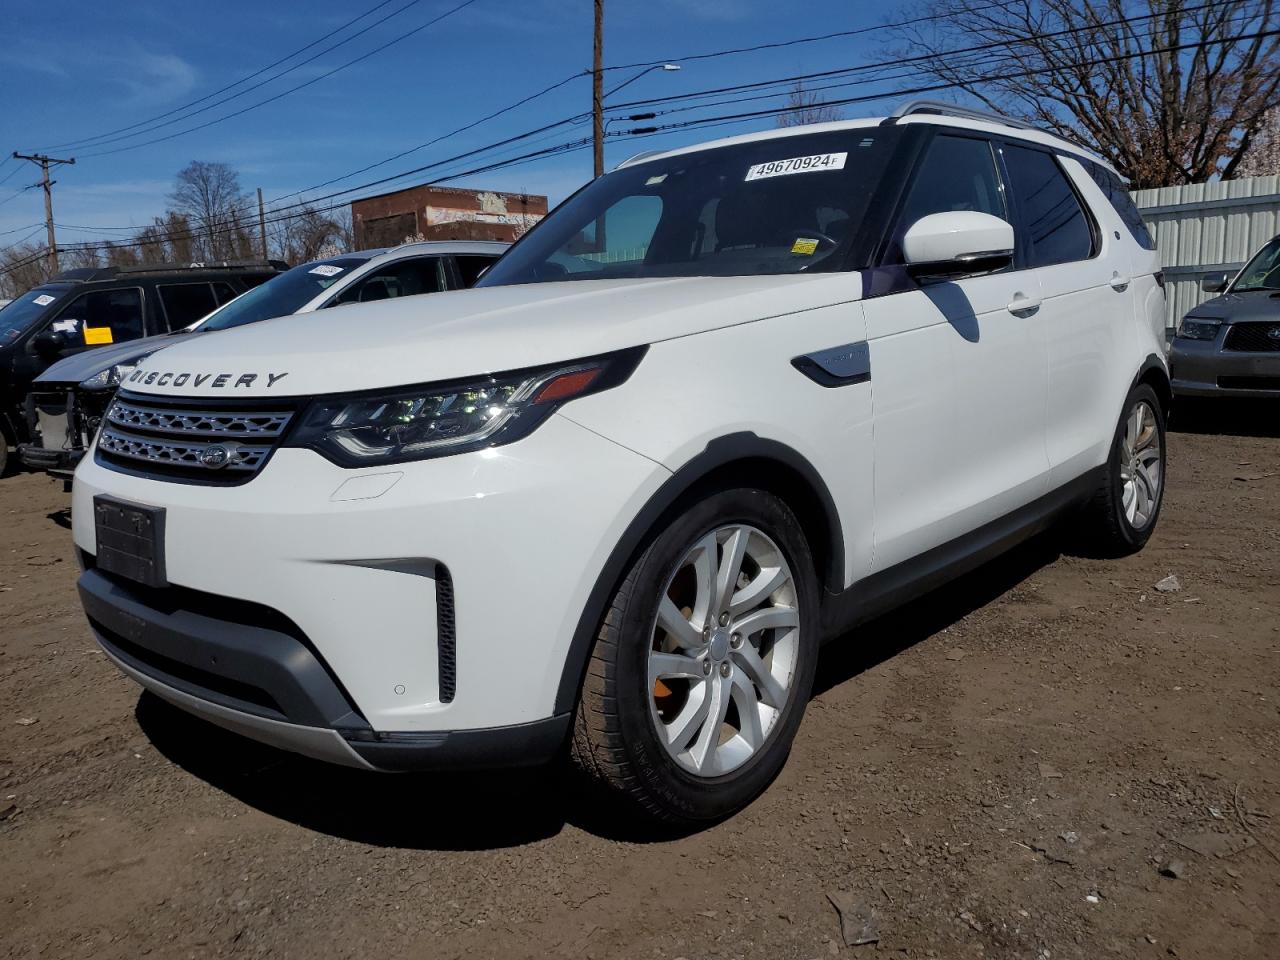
[286,347,646,467]
[79,361,141,390]
[1175,316,1221,341]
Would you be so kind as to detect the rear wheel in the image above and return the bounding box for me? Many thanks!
[1073,383,1166,557]
[571,488,819,824]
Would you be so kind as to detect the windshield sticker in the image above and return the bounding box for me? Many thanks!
[309,264,345,277]
[83,326,113,345]
[791,238,819,256]
[745,152,847,182]
[33,294,56,306]
[645,173,668,186]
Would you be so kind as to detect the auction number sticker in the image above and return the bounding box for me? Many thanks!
[309,264,344,277]
[745,152,847,181]
[33,294,56,306]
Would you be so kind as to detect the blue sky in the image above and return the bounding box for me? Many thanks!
[0,0,918,248]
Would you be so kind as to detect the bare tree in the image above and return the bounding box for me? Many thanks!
[777,83,845,128]
[0,243,52,299]
[169,161,252,260]
[271,205,347,263]
[59,244,102,271]
[887,0,1280,187]
[1237,107,1280,176]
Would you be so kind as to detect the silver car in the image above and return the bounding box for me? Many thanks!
[1171,234,1280,398]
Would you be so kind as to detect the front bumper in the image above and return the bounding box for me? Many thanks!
[1171,334,1280,397]
[21,385,104,477]
[71,412,669,765]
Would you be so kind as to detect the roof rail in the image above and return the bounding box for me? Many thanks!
[615,149,667,170]
[884,99,1038,131]
[109,258,287,276]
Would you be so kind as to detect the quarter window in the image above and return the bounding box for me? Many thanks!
[1085,162,1156,251]
[1003,145,1095,267]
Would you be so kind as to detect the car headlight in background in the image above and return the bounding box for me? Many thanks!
[285,347,646,466]
[1175,316,1221,341]
[79,361,141,390]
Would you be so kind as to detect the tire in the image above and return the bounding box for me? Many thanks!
[1072,383,1166,558]
[571,487,819,824]
[0,429,10,478]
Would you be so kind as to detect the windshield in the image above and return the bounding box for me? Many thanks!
[196,257,368,332]
[478,128,899,287]
[1232,236,1280,292]
[0,285,71,346]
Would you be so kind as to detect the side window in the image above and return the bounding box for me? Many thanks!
[898,134,1007,231]
[212,281,240,305]
[454,255,497,288]
[48,287,144,345]
[1002,145,1095,267]
[158,283,218,330]
[331,257,446,306]
[1086,163,1156,251]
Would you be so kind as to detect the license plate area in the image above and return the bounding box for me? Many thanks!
[94,496,167,588]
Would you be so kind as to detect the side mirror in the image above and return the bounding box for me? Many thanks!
[32,329,68,355]
[1200,273,1229,294]
[903,211,1015,281]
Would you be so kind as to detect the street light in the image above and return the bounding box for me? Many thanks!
[593,64,681,177]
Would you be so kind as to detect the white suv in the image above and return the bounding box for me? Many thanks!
[70,101,1168,823]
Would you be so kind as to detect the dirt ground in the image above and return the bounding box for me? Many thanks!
[2,407,1278,960]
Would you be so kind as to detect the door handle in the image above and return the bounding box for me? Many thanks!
[1109,273,1130,291]
[1007,292,1041,315]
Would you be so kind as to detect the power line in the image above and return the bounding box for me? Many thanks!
[75,0,482,159]
[38,0,412,151]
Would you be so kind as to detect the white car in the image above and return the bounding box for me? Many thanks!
[70,101,1168,823]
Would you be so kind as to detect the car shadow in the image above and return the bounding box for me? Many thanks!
[46,507,72,530]
[813,533,1061,697]
[1170,397,1280,438]
[135,536,1061,851]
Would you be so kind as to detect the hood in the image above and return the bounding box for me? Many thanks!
[123,274,858,398]
[1186,289,1280,323]
[34,332,195,386]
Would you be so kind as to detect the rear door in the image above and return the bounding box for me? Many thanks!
[862,130,1049,572]
[999,144,1118,486]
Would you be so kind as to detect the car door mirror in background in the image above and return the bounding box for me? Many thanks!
[1200,272,1229,294]
[903,211,1015,281]
[32,328,70,355]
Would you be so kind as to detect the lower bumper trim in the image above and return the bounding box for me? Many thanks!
[346,715,571,772]
[100,644,376,769]
[18,443,82,473]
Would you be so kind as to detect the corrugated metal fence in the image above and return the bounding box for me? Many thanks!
[1133,175,1280,328]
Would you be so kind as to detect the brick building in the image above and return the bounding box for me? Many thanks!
[351,185,548,248]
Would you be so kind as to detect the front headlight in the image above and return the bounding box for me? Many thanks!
[284,347,645,466]
[1176,316,1221,341]
[79,362,139,390]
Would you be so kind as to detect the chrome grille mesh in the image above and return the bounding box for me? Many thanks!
[96,392,295,483]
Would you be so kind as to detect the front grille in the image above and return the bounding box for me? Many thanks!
[95,391,296,484]
[1224,322,1280,352]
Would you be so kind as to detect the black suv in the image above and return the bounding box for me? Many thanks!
[0,260,284,474]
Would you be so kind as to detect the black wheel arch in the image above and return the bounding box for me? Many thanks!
[553,431,845,714]
[1133,353,1172,416]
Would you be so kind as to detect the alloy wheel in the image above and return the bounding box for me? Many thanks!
[646,524,800,777]
[1120,400,1162,530]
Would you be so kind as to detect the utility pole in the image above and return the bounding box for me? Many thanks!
[257,187,268,261]
[592,0,604,178]
[13,151,75,274]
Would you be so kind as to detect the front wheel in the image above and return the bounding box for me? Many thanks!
[571,488,819,824]
[1072,383,1166,557]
